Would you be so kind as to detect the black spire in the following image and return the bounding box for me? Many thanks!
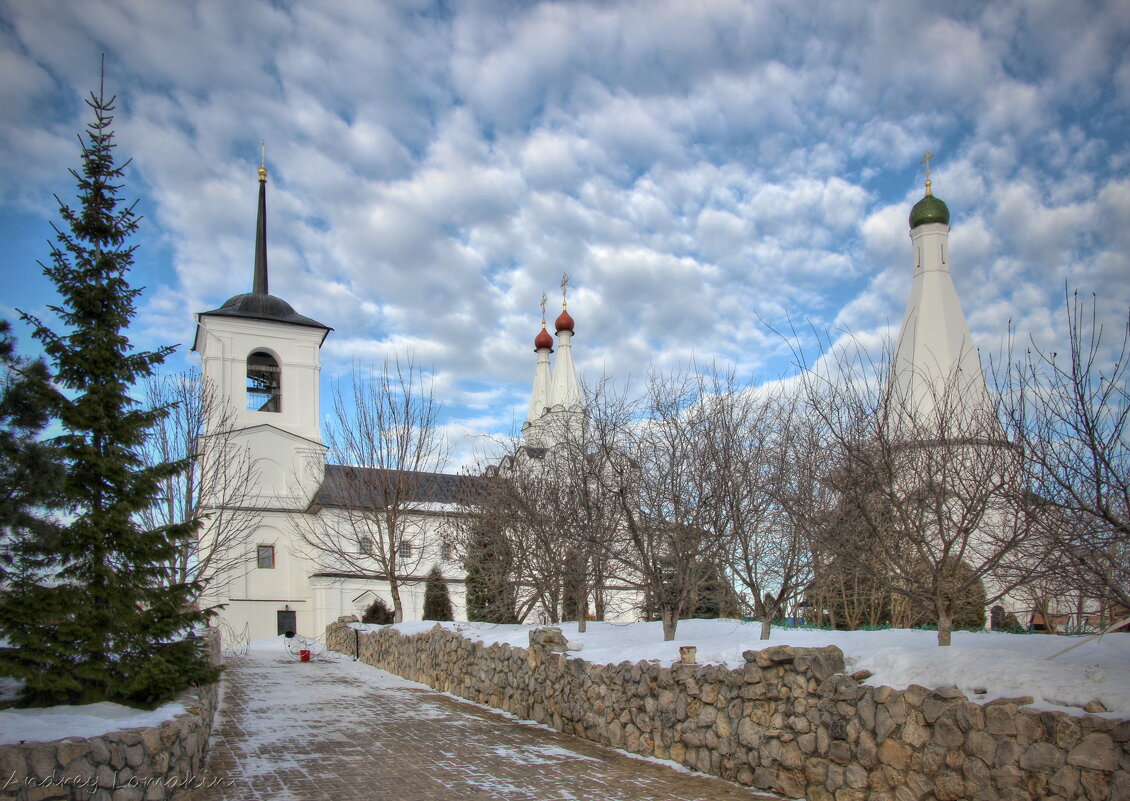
[193,162,331,342]
[253,164,268,295]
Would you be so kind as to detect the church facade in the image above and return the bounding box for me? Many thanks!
[193,167,477,639]
[193,166,592,640]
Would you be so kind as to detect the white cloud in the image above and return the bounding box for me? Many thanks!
[1,0,1126,449]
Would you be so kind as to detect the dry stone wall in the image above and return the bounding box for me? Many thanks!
[0,629,222,801]
[327,621,1129,801]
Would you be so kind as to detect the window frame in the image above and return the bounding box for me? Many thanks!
[256,544,276,569]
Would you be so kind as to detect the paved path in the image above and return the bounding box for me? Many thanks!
[187,639,780,801]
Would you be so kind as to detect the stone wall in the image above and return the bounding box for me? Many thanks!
[326,622,1130,801]
[0,628,223,801]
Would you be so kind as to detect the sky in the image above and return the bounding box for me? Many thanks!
[1,0,1128,468]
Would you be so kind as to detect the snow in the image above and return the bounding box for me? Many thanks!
[0,699,187,745]
[371,618,1130,717]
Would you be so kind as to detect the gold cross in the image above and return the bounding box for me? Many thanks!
[561,273,570,309]
[540,292,547,326]
[920,151,934,181]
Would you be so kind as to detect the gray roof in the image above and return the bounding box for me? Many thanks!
[310,464,486,512]
[200,291,330,331]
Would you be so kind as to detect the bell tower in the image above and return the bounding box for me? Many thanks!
[191,161,331,639]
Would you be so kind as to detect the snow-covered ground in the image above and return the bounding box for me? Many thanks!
[0,698,187,745]
[380,618,1130,718]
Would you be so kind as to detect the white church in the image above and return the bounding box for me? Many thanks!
[194,155,1043,640]
[193,164,587,640]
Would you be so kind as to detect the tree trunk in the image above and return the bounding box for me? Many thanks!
[661,606,678,641]
[577,591,587,633]
[936,605,953,646]
[390,582,404,624]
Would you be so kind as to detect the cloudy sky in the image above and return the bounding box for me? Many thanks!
[2,0,1128,466]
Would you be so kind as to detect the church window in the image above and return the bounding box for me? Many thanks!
[257,545,276,569]
[247,351,281,412]
[440,542,454,562]
[398,542,413,560]
[359,536,373,555]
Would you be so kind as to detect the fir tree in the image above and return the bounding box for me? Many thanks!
[422,565,454,621]
[0,321,65,580]
[464,519,517,623]
[0,76,218,707]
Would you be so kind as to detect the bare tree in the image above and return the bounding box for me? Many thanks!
[800,340,1043,646]
[587,371,727,641]
[702,374,828,639]
[138,370,261,600]
[459,421,623,627]
[295,356,451,622]
[998,293,1129,614]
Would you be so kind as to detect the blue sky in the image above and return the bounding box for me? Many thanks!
[2,0,1128,467]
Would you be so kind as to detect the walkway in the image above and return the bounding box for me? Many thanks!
[187,638,780,801]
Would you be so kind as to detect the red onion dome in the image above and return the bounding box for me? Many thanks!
[555,308,575,334]
[534,327,553,350]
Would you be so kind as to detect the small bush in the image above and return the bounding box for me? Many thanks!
[362,598,394,624]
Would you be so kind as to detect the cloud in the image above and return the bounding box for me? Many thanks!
[1,0,1126,450]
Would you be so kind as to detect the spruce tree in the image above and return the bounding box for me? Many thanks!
[0,321,65,581]
[464,520,517,623]
[422,565,454,621]
[0,77,218,707]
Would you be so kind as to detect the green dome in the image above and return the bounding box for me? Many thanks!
[909,193,950,228]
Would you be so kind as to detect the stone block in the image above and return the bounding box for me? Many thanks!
[779,741,804,769]
[1067,732,1119,772]
[884,692,908,725]
[1020,741,1064,773]
[775,766,807,798]
[965,730,996,764]
[928,770,963,801]
[875,706,897,742]
[855,730,877,768]
[963,755,991,786]
[991,764,1024,789]
[843,762,867,789]
[0,747,28,784]
[804,755,828,783]
[1015,711,1045,745]
[934,717,965,750]
[528,627,569,651]
[1080,769,1112,801]
[914,744,947,776]
[828,740,852,765]
[878,738,912,771]
[1110,770,1130,801]
[986,704,1018,736]
[1049,764,1080,797]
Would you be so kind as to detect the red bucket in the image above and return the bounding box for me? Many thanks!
[299,649,311,662]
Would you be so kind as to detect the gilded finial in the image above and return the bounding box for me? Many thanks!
[540,292,548,327]
[560,273,569,309]
[258,141,268,183]
[920,151,935,196]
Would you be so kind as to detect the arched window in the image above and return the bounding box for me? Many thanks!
[247,350,281,412]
